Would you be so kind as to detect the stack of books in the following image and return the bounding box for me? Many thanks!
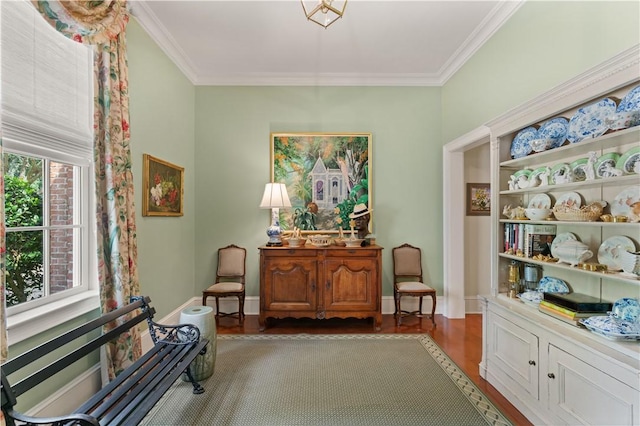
[538,293,613,327]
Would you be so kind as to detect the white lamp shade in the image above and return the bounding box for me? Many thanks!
[259,183,292,208]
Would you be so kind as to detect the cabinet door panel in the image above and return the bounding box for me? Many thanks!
[488,311,539,399]
[548,345,639,426]
[263,258,317,311]
[324,259,378,311]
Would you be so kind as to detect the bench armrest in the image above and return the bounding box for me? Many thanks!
[147,321,201,346]
[7,408,99,426]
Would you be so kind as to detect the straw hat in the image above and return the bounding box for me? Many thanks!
[349,203,372,218]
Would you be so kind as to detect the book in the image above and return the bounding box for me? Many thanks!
[524,224,556,258]
[543,292,612,313]
[538,300,603,319]
[538,303,584,327]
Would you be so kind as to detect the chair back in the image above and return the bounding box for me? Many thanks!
[392,243,423,282]
[216,244,246,283]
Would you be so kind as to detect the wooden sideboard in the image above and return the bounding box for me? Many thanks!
[259,245,383,331]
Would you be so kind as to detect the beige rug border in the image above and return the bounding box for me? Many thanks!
[217,334,512,426]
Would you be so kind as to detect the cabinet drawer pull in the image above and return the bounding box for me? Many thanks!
[528,360,536,366]
[311,280,315,291]
[347,250,356,254]
[326,280,331,289]
[547,373,555,379]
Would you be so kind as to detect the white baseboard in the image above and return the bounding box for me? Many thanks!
[26,364,101,417]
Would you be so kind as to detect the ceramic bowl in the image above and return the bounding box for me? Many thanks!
[524,208,553,221]
[344,238,364,247]
[605,110,640,130]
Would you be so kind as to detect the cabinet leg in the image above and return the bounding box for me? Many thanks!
[374,315,382,332]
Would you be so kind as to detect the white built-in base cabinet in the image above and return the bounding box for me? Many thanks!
[481,296,640,425]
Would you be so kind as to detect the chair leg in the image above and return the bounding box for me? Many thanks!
[430,294,437,326]
[418,296,423,316]
[202,295,207,306]
[238,295,245,324]
[215,297,220,319]
[395,293,402,326]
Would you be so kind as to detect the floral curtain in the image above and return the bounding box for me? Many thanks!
[1,135,7,426]
[33,0,141,381]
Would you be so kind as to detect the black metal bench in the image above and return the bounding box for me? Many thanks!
[1,296,209,425]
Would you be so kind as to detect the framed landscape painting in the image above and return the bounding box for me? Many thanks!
[270,132,372,233]
[466,183,491,216]
[142,154,184,217]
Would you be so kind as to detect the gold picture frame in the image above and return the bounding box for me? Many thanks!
[142,154,184,217]
[270,132,372,233]
[466,183,491,216]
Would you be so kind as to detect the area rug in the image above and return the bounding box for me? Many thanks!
[141,334,512,426]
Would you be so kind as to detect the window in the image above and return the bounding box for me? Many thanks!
[2,0,98,342]
[4,151,88,312]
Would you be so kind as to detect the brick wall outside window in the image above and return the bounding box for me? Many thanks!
[49,162,74,294]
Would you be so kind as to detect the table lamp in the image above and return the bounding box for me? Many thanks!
[259,183,291,246]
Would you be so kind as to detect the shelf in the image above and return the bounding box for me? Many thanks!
[499,174,640,195]
[500,126,640,168]
[499,219,640,229]
[488,294,640,365]
[498,252,640,286]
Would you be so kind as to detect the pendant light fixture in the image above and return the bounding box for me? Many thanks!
[301,0,347,29]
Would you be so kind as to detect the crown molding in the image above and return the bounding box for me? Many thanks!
[131,1,523,87]
[194,72,442,87]
[487,44,640,136]
[129,2,199,84]
[438,0,525,85]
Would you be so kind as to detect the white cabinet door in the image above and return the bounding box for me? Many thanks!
[548,344,639,425]
[487,311,539,399]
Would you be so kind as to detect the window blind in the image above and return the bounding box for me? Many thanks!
[1,0,93,160]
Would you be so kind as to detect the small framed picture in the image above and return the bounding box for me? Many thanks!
[466,183,491,216]
[142,154,184,217]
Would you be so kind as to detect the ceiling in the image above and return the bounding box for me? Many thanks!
[130,1,524,86]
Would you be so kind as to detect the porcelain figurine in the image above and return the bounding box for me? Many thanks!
[539,167,551,186]
[508,175,518,191]
[517,175,530,189]
[553,240,593,266]
[502,205,526,220]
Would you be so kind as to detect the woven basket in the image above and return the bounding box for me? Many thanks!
[553,203,603,222]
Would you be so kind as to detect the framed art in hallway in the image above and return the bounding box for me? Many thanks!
[142,154,184,217]
[466,183,490,216]
[270,132,372,233]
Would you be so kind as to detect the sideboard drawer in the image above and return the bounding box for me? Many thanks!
[262,248,317,257]
[325,248,379,257]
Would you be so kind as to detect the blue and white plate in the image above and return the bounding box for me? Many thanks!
[617,85,640,112]
[538,117,569,149]
[567,98,617,143]
[611,297,640,322]
[580,315,640,341]
[510,126,537,159]
[537,276,570,293]
[518,290,543,307]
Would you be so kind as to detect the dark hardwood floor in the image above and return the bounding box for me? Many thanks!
[215,313,531,426]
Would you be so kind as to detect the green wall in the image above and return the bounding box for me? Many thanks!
[128,19,197,317]
[193,87,442,298]
[442,1,640,142]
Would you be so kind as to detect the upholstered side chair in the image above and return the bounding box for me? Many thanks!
[392,243,436,326]
[202,244,246,324]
